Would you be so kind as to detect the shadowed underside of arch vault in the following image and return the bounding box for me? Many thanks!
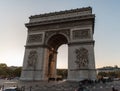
[47,34,68,51]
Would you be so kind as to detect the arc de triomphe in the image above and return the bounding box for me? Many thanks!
[20,7,96,81]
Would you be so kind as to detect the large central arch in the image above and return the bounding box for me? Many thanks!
[45,34,68,79]
[47,34,68,51]
[20,7,96,81]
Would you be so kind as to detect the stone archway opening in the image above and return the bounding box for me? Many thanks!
[46,34,68,79]
[57,44,68,69]
[57,44,68,80]
[47,34,68,51]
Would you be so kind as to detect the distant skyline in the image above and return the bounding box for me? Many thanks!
[0,0,120,68]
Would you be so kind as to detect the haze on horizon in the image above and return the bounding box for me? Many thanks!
[0,0,120,69]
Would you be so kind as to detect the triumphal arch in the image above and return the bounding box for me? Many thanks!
[20,7,96,81]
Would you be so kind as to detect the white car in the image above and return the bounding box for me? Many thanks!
[3,87,18,91]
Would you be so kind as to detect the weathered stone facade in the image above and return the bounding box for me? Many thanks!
[20,7,96,81]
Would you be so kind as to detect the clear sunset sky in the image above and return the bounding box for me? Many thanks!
[0,0,120,68]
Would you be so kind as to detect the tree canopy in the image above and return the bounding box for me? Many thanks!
[0,63,22,78]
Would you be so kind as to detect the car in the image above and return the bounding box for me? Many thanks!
[3,87,19,91]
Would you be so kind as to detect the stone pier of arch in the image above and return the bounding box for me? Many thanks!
[20,7,96,82]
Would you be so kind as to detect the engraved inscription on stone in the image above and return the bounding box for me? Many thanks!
[75,48,89,68]
[27,34,43,43]
[72,29,90,40]
[27,50,38,68]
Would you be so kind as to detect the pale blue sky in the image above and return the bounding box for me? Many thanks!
[0,0,120,68]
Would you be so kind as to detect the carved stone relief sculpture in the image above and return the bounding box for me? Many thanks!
[75,48,89,68]
[72,29,90,40]
[27,50,38,68]
[27,34,43,43]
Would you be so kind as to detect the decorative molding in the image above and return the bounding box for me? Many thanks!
[45,31,55,39]
[22,69,42,71]
[60,29,70,38]
[27,34,43,43]
[68,40,95,46]
[27,50,38,68]
[28,20,92,31]
[70,69,96,71]
[72,29,90,40]
[45,29,70,43]
[75,48,89,68]
[26,15,94,28]
[29,7,92,23]
[30,7,92,19]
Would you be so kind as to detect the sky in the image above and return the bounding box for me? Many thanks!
[0,0,120,68]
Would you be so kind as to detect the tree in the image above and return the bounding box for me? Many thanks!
[57,69,68,79]
[13,67,22,77]
[0,63,22,78]
[114,65,118,68]
[0,63,8,78]
[98,72,107,77]
[0,63,7,68]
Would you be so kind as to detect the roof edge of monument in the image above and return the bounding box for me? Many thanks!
[26,14,95,27]
[29,7,92,19]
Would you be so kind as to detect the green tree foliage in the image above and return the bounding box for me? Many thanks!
[0,63,7,68]
[13,67,22,77]
[0,63,8,77]
[98,65,120,78]
[98,72,107,77]
[0,63,22,78]
[57,69,68,79]
[98,71,120,78]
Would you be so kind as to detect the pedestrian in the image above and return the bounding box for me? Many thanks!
[112,87,118,91]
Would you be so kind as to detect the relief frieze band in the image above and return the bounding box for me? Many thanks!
[27,34,43,43]
[72,29,90,40]
[28,20,92,32]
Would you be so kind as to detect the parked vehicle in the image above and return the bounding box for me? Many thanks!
[2,82,19,91]
[3,82,18,88]
[3,87,19,91]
